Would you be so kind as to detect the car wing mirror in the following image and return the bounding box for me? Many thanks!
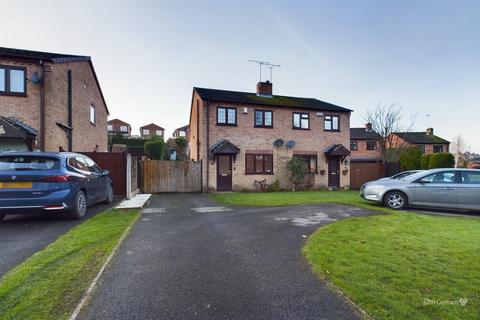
[102,169,110,176]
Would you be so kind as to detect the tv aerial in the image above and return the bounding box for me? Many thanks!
[248,60,281,82]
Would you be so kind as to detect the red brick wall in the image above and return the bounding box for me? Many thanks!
[0,58,108,152]
[351,140,382,160]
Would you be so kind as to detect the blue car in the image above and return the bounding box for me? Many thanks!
[0,152,113,221]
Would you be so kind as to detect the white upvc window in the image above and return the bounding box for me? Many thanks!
[120,125,128,132]
[156,130,163,136]
[107,125,113,131]
[142,129,150,135]
[90,105,96,125]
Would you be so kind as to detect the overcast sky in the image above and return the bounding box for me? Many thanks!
[2,0,478,151]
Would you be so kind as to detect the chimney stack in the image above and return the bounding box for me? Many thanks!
[426,128,434,136]
[256,81,272,97]
[365,123,373,132]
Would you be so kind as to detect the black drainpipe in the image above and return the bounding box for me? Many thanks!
[67,70,73,151]
[205,101,210,192]
[39,60,46,151]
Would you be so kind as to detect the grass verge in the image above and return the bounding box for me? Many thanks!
[0,209,139,320]
[303,212,480,319]
[210,190,393,213]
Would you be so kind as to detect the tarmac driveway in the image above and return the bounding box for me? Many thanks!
[0,198,120,277]
[80,193,379,320]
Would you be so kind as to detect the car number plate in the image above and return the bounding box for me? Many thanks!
[0,182,33,189]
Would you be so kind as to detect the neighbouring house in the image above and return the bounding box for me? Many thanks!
[389,128,450,154]
[140,123,164,139]
[350,123,384,188]
[469,157,480,169]
[108,118,131,136]
[0,46,109,152]
[188,81,352,191]
[173,125,189,139]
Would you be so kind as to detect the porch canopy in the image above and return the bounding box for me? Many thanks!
[324,144,350,159]
[209,139,240,159]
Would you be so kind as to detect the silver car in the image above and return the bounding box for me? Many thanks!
[361,168,480,211]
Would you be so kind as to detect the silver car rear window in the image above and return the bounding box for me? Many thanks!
[0,156,60,171]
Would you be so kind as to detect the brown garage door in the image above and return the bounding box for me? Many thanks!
[351,162,385,189]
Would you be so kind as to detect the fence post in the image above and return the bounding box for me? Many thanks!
[126,153,132,199]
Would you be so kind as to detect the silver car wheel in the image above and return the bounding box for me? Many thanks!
[77,192,87,217]
[387,193,405,209]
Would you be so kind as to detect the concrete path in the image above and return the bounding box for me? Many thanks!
[0,198,121,277]
[79,193,379,320]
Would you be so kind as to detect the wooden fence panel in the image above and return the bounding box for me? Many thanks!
[143,160,202,193]
[82,152,127,196]
[350,162,385,189]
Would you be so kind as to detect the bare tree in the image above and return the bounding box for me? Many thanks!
[451,135,466,167]
[364,103,415,163]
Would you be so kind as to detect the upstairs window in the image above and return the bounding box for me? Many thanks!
[156,130,163,136]
[142,129,150,135]
[120,125,128,132]
[255,110,273,128]
[366,140,377,150]
[0,66,26,95]
[217,106,237,126]
[293,112,309,129]
[350,141,358,151]
[89,105,96,125]
[107,125,113,131]
[324,115,339,131]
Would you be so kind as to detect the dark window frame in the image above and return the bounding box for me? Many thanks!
[324,115,340,132]
[254,109,273,128]
[292,112,310,130]
[366,140,377,151]
[350,141,358,151]
[216,106,237,126]
[245,153,274,175]
[433,145,444,153]
[0,65,27,96]
[293,154,318,174]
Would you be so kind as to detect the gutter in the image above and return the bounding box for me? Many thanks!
[39,60,46,151]
[206,101,210,192]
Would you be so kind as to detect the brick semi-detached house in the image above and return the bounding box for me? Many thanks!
[188,81,352,191]
[0,47,109,152]
[140,123,164,139]
[108,118,131,137]
[389,128,450,154]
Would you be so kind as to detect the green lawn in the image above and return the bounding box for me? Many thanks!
[304,212,480,320]
[211,190,392,213]
[0,209,139,320]
[212,191,480,319]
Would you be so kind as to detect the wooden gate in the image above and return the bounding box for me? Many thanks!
[82,152,127,196]
[143,160,202,193]
[350,161,385,189]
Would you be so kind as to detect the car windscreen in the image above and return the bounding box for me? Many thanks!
[0,156,60,171]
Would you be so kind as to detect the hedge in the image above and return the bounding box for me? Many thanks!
[428,153,455,169]
[145,139,166,160]
[399,147,422,171]
[421,154,431,170]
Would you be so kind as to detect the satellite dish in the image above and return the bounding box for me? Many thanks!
[287,140,296,148]
[273,139,284,147]
[30,72,41,84]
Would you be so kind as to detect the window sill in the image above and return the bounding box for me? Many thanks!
[245,173,274,175]
[292,127,310,130]
[324,129,341,132]
[0,92,27,97]
[254,125,273,129]
[216,123,238,127]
